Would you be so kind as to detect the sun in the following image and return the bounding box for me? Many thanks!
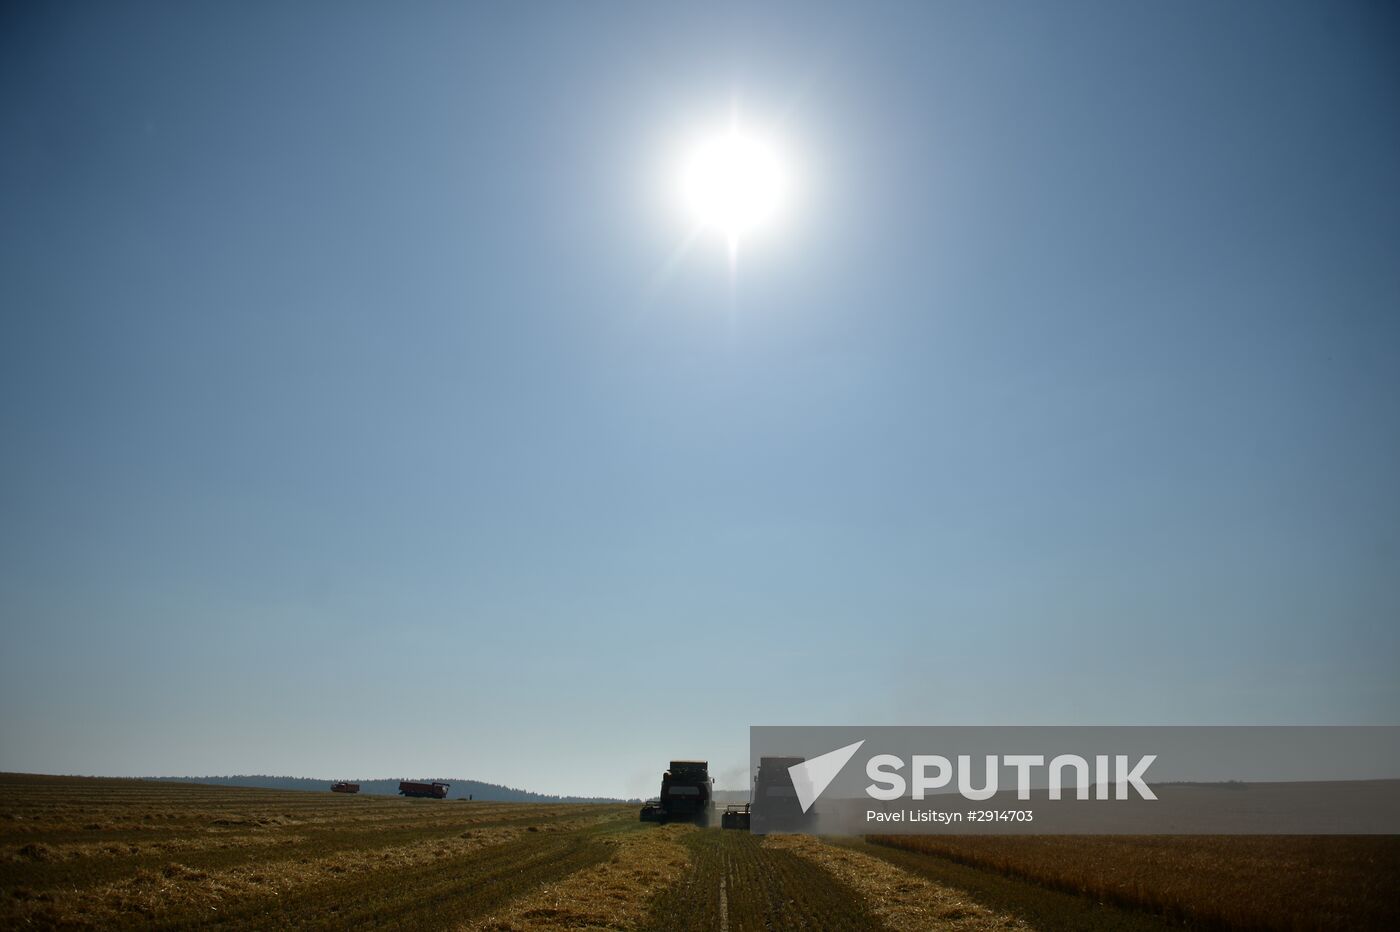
[680,120,790,246]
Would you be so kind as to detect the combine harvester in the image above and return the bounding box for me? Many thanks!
[748,756,804,833]
[719,756,807,830]
[398,780,450,799]
[639,760,714,826]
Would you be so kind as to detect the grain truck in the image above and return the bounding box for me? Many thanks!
[398,781,450,799]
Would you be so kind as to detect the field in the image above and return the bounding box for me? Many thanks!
[3,773,1396,930]
[864,835,1400,932]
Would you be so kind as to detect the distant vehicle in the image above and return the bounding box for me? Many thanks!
[399,781,450,799]
[751,756,804,833]
[330,782,360,794]
[639,760,713,825]
[721,802,751,830]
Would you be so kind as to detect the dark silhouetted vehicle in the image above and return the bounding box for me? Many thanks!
[331,782,360,794]
[399,781,450,799]
[751,756,804,833]
[721,802,751,829]
[639,760,713,825]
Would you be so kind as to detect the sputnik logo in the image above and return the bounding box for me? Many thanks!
[789,740,865,813]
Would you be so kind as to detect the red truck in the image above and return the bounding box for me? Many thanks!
[399,781,450,799]
[330,782,360,794]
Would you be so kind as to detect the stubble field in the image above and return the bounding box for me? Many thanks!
[2,773,1396,930]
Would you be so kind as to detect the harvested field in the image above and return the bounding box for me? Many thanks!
[3,773,1396,930]
[1,773,628,930]
[636,820,884,930]
[469,822,693,930]
[866,834,1400,931]
[763,833,1027,931]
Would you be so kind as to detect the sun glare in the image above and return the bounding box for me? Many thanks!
[680,121,790,246]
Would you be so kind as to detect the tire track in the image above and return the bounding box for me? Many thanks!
[719,872,729,932]
[640,829,881,931]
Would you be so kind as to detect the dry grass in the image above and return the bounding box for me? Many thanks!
[0,773,633,929]
[764,834,1029,931]
[8,821,593,926]
[468,823,693,931]
[4,831,310,864]
[868,834,1400,931]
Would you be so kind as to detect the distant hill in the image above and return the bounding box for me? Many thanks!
[148,775,632,803]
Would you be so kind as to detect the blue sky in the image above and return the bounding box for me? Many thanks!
[2,1,1398,798]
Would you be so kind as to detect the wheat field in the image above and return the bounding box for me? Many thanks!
[3,773,1395,930]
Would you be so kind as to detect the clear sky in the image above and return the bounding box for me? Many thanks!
[2,1,1398,799]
